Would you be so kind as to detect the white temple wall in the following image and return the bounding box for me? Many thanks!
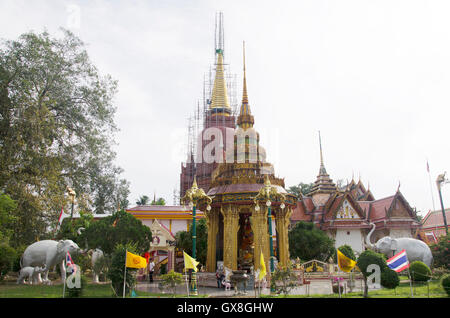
[334,229,364,254]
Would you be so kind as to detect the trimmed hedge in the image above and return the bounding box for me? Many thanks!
[381,268,400,289]
[441,274,450,296]
[410,261,432,282]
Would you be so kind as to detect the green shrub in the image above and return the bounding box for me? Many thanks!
[410,261,432,282]
[270,265,298,296]
[0,243,16,280]
[159,270,184,296]
[107,243,138,297]
[441,274,450,296]
[430,233,450,270]
[380,268,400,289]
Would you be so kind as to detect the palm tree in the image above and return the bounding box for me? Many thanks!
[136,195,150,206]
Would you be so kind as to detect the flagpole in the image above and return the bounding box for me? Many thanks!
[427,160,436,212]
[123,250,127,298]
[185,270,190,297]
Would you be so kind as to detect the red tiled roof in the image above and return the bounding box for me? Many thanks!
[367,195,395,220]
[291,201,312,222]
[358,201,372,214]
[422,209,450,229]
[303,197,315,212]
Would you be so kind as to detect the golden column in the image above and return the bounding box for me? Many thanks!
[205,208,219,272]
[250,204,270,272]
[221,204,240,270]
[275,206,292,268]
[181,176,212,295]
[253,176,286,277]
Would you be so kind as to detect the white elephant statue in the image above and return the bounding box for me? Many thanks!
[77,227,105,283]
[20,239,81,284]
[365,223,433,268]
[17,265,46,285]
[89,248,104,283]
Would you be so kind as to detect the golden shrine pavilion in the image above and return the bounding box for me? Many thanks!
[181,44,297,273]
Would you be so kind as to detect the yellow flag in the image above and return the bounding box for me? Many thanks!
[258,252,266,280]
[337,249,356,272]
[183,251,199,272]
[126,251,147,269]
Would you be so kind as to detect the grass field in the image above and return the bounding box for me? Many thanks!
[262,279,448,298]
[0,280,207,298]
[0,278,447,298]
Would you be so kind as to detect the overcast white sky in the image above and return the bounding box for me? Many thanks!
[2,0,450,216]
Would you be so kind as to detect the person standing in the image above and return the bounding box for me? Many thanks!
[149,259,155,283]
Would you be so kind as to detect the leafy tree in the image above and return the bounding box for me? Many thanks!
[0,194,17,243]
[175,218,207,266]
[78,209,152,255]
[108,242,138,297]
[287,183,314,197]
[0,29,129,246]
[56,211,94,243]
[151,197,166,206]
[288,221,335,262]
[0,243,16,281]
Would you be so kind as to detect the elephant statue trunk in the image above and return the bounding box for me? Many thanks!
[365,222,377,250]
[77,227,89,254]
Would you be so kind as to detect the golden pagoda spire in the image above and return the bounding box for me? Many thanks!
[242,41,249,105]
[210,50,231,114]
[237,41,255,129]
[318,131,327,175]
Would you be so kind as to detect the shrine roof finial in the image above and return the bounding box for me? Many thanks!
[237,41,255,129]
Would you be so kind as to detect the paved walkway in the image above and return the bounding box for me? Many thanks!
[136,279,369,297]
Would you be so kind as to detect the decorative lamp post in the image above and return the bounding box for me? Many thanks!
[67,187,76,219]
[181,176,212,295]
[436,172,449,235]
[253,175,286,292]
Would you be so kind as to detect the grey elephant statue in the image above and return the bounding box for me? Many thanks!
[17,265,46,285]
[365,223,433,268]
[20,239,81,284]
[90,248,104,283]
[77,227,104,283]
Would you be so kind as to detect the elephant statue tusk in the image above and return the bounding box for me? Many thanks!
[365,222,376,250]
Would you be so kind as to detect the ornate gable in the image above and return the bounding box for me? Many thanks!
[336,199,361,220]
[388,192,414,219]
[325,192,365,220]
[150,219,175,248]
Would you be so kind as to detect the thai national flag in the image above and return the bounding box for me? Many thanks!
[387,249,410,272]
[66,252,73,268]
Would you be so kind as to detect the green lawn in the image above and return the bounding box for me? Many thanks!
[0,281,208,298]
[262,279,448,298]
[1,278,447,298]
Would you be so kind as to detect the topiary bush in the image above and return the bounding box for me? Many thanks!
[380,268,400,289]
[409,261,432,282]
[337,245,356,261]
[441,274,450,296]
